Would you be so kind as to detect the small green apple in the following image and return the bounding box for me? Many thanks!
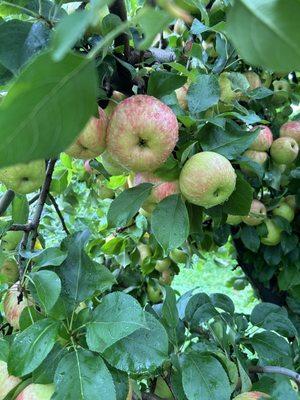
[272,79,290,105]
[226,214,243,225]
[219,72,240,104]
[261,219,282,246]
[159,269,175,285]
[155,258,171,272]
[242,200,266,226]
[147,281,163,303]
[1,231,23,251]
[15,383,55,400]
[270,137,299,165]
[170,248,188,264]
[0,254,18,284]
[272,202,294,222]
[137,243,152,264]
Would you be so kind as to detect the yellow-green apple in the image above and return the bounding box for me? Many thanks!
[130,172,179,212]
[270,137,299,165]
[154,377,173,399]
[155,258,171,272]
[261,219,282,246]
[249,126,273,151]
[175,83,189,110]
[0,255,18,285]
[233,391,270,400]
[1,231,23,251]
[0,360,21,399]
[16,384,55,400]
[147,281,163,303]
[272,80,290,105]
[100,151,128,176]
[106,95,178,172]
[243,71,262,91]
[137,243,151,264]
[159,269,175,285]
[241,150,268,175]
[66,107,108,159]
[170,248,187,264]
[226,215,243,225]
[272,202,294,222]
[105,91,127,118]
[0,160,45,194]
[280,121,300,145]
[3,283,32,330]
[285,195,297,209]
[219,72,241,104]
[242,200,266,226]
[179,152,236,208]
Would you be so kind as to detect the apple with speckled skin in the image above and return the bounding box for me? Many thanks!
[233,391,270,400]
[0,360,21,400]
[107,95,178,172]
[261,219,282,246]
[66,107,108,159]
[270,137,299,165]
[16,384,54,400]
[3,283,32,330]
[280,121,300,145]
[249,126,273,151]
[0,160,45,194]
[179,152,236,208]
[130,172,179,212]
[241,150,268,175]
[242,200,266,226]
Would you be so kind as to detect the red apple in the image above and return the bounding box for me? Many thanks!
[241,150,268,175]
[280,121,300,145]
[270,137,299,165]
[249,126,273,151]
[16,384,55,400]
[242,200,266,226]
[106,95,178,172]
[3,283,32,330]
[0,360,21,399]
[233,391,269,400]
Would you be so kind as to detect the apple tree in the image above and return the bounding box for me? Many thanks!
[0,0,300,399]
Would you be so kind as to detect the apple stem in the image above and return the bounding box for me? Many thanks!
[0,189,15,216]
[48,193,70,235]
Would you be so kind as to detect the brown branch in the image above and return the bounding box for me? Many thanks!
[48,193,70,235]
[109,0,130,59]
[29,193,40,205]
[250,365,300,386]
[0,190,15,216]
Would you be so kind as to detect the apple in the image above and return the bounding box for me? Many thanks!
[170,248,187,264]
[285,195,297,209]
[175,83,189,110]
[66,107,108,159]
[244,71,262,91]
[97,180,114,200]
[272,79,290,105]
[0,255,18,285]
[159,269,175,285]
[179,152,236,208]
[105,91,127,118]
[0,160,45,194]
[100,151,128,176]
[147,281,163,303]
[242,200,266,226]
[154,377,173,399]
[226,214,243,225]
[1,231,23,251]
[155,258,171,272]
[261,219,282,246]
[106,95,178,172]
[233,391,270,400]
[241,150,268,175]
[3,283,32,330]
[249,126,273,151]
[0,360,21,399]
[174,19,186,35]
[280,121,300,145]
[131,172,179,212]
[84,160,94,174]
[137,243,152,264]
[272,202,294,222]
[219,72,241,104]
[270,137,299,165]
[15,384,55,400]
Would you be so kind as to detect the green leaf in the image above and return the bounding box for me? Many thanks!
[52,349,116,400]
[33,343,68,384]
[33,247,67,267]
[250,331,292,366]
[86,292,148,353]
[147,71,186,98]
[0,51,97,168]
[187,74,220,114]
[0,338,9,362]
[223,171,253,216]
[103,312,168,374]
[240,225,260,252]
[8,318,59,377]
[181,352,231,400]
[227,0,300,71]
[107,183,153,228]
[210,293,235,315]
[152,194,189,253]
[161,286,179,329]
[12,194,29,224]
[28,270,61,313]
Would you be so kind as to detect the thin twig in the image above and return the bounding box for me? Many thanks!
[0,190,15,216]
[250,365,300,386]
[48,193,70,234]
[18,231,30,279]
[29,193,40,205]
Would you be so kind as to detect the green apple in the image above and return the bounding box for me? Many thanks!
[159,269,175,285]
[233,278,247,291]
[1,231,23,251]
[3,283,32,330]
[170,248,188,264]
[179,152,236,208]
[0,160,45,194]
[261,219,282,246]
[233,392,270,400]
[147,281,163,303]
[154,377,173,399]
[285,195,297,209]
[270,137,299,165]
[249,126,273,151]
[280,120,300,145]
[244,71,262,91]
[15,383,55,400]
[101,151,128,176]
[272,202,294,222]
[241,150,268,175]
[272,79,290,105]
[242,200,266,226]
[219,72,238,104]
[155,258,171,272]
[137,243,152,264]
[0,360,21,399]
[226,214,243,225]
[0,254,18,284]
[175,83,189,110]
[105,91,126,118]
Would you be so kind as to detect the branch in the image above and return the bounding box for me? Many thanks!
[109,0,130,59]
[147,47,176,63]
[0,190,15,216]
[48,193,70,235]
[250,365,300,386]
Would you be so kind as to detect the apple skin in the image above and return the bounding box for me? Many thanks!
[1,231,23,251]
[131,172,179,212]
[159,269,174,285]
[285,195,297,209]
[249,126,273,151]
[233,391,270,400]
[0,360,21,399]
[107,95,178,172]
[100,151,128,176]
[243,71,262,91]
[170,248,187,264]
[175,83,189,110]
[272,80,290,105]
[179,152,236,209]
[3,283,32,330]
[15,384,55,400]
[242,200,266,226]
[219,72,241,104]
[280,121,300,145]
[155,258,171,272]
[0,160,45,195]
[66,107,108,159]
[0,256,18,285]
[137,243,152,264]
[227,214,243,225]
[105,91,126,118]
[241,150,268,175]
[147,281,163,303]
[261,219,282,246]
[272,202,294,222]
[270,137,299,165]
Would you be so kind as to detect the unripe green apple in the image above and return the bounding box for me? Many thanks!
[15,383,55,400]
[272,80,290,105]
[261,219,282,246]
[0,255,18,285]
[233,391,270,400]
[219,72,241,104]
[1,231,23,251]
[3,283,32,330]
[242,150,268,170]
[226,214,243,225]
[0,160,45,194]
[175,83,189,110]
[155,258,171,272]
[242,200,266,226]
[280,121,300,145]
[147,281,163,303]
[137,243,152,264]
[233,278,247,290]
[107,95,178,172]
[154,377,173,399]
[66,107,108,159]
[0,360,21,399]
[170,248,188,264]
[244,71,262,91]
[105,91,126,118]
[101,151,128,176]
[159,269,175,285]
[179,152,236,208]
[249,126,273,151]
[272,202,294,222]
[270,137,299,165]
